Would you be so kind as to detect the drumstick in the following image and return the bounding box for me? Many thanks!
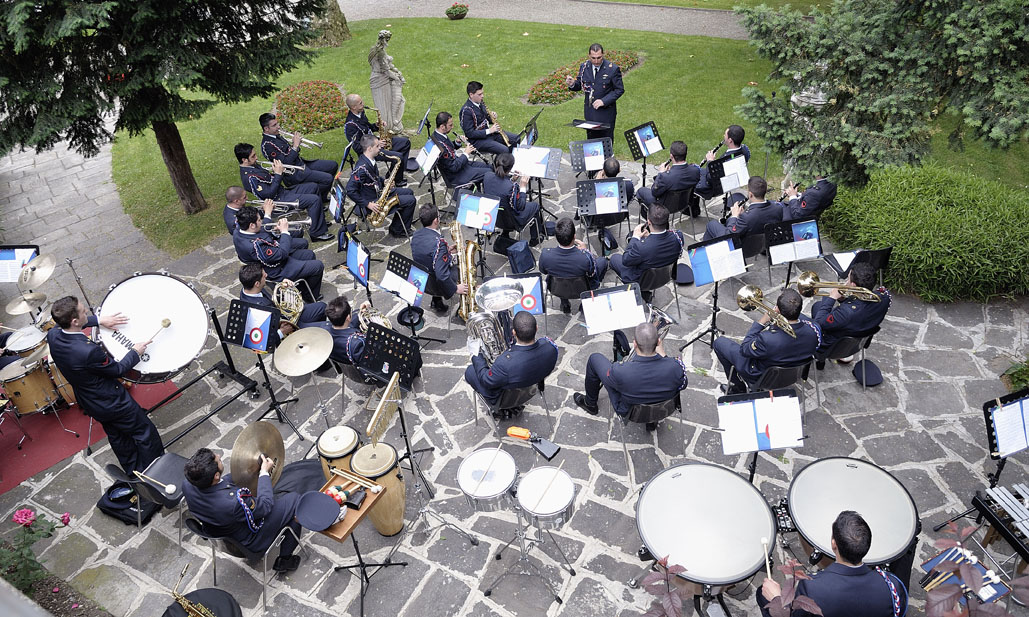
[133,470,177,495]
[473,443,504,496]
[531,460,566,514]
[333,467,382,493]
[0,325,17,332]
[148,318,172,341]
[761,537,772,579]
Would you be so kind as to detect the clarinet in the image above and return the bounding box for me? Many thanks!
[698,139,726,168]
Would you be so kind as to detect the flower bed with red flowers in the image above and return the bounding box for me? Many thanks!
[527,50,642,105]
[275,80,347,134]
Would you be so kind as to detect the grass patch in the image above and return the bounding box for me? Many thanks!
[599,0,825,12]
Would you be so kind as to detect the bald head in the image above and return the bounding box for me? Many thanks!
[634,322,659,355]
[346,94,363,112]
[225,186,245,204]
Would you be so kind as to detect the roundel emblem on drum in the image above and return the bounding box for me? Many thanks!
[249,328,264,345]
[520,294,536,311]
[141,352,150,362]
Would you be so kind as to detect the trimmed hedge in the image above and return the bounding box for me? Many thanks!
[821,164,1029,302]
[527,50,641,105]
[275,80,347,134]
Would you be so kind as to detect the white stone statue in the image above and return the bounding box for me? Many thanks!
[368,30,406,133]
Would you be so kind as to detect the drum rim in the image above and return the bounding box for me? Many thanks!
[786,456,918,565]
[350,442,398,478]
[516,466,575,517]
[458,448,518,501]
[635,461,776,585]
[317,425,360,457]
[7,326,46,351]
[0,359,33,381]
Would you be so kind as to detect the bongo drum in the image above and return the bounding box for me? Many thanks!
[350,443,406,536]
[317,425,361,480]
[457,447,517,512]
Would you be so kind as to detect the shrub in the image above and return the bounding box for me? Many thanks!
[1004,358,1029,393]
[275,80,347,134]
[527,50,641,105]
[445,3,469,18]
[821,163,1029,302]
[0,509,70,593]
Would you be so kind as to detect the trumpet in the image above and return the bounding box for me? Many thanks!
[263,217,312,231]
[259,160,306,174]
[736,285,796,338]
[279,129,323,149]
[796,271,881,302]
[247,199,299,208]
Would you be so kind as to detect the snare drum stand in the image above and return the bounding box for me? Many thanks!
[485,509,575,604]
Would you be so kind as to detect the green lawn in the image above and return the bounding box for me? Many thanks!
[601,0,825,12]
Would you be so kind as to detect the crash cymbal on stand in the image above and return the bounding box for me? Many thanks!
[273,327,332,377]
[5,292,47,316]
[18,255,56,290]
[230,421,285,495]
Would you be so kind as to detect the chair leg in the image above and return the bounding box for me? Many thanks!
[678,408,687,460]
[472,388,480,429]
[538,388,555,439]
[814,365,821,408]
[211,541,217,587]
[619,418,634,487]
[672,282,682,321]
[861,349,867,390]
[178,506,183,553]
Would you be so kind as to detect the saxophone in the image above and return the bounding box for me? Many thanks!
[272,280,305,327]
[170,565,216,617]
[487,107,511,148]
[449,219,479,322]
[367,106,393,151]
[366,154,401,228]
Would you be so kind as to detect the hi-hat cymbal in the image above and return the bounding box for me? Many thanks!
[273,327,332,376]
[17,254,56,290]
[230,421,285,495]
[5,292,47,316]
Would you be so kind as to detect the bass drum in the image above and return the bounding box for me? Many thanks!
[96,272,210,383]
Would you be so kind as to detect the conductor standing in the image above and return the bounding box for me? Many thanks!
[565,43,624,140]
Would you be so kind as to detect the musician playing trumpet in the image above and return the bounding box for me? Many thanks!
[223,187,308,245]
[809,262,891,365]
[259,112,337,198]
[430,112,491,187]
[345,134,416,238]
[712,288,821,394]
[344,93,412,187]
[235,143,333,242]
[460,81,516,155]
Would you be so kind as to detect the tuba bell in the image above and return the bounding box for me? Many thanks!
[736,285,796,338]
[796,271,881,302]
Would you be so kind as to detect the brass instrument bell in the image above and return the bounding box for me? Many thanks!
[796,271,881,302]
[736,285,796,338]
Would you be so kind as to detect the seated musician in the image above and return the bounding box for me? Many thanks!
[320,296,366,367]
[582,157,635,230]
[430,111,491,187]
[781,175,837,221]
[702,176,783,241]
[411,204,468,313]
[695,124,751,201]
[224,187,308,246]
[712,288,821,394]
[235,143,333,242]
[539,217,608,313]
[465,312,558,419]
[233,206,324,302]
[460,81,516,156]
[259,112,336,198]
[483,152,541,244]
[237,264,326,342]
[0,325,21,370]
[636,140,700,219]
[811,262,891,362]
[609,203,685,296]
[757,510,908,617]
[345,134,416,238]
[573,322,687,431]
[344,93,412,187]
[183,448,303,573]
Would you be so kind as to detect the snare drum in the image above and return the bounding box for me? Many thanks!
[636,463,776,587]
[97,272,210,383]
[457,448,517,512]
[47,358,76,405]
[0,359,59,415]
[788,457,918,566]
[33,306,55,332]
[516,466,575,530]
[350,443,406,536]
[317,425,361,480]
[6,326,47,358]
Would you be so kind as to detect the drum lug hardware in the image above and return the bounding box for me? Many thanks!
[636,545,654,562]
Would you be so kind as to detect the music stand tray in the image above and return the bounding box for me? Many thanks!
[359,323,421,392]
[567,119,611,131]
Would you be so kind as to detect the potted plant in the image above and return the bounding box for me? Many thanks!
[445,3,469,20]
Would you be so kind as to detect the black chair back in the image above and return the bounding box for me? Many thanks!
[851,246,893,286]
[662,188,691,215]
[753,360,811,391]
[548,275,591,301]
[626,392,681,424]
[424,270,445,297]
[741,233,767,260]
[185,517,217,541]
[495,384,540,411]
[816,336,864,362]
[638,264,674,292]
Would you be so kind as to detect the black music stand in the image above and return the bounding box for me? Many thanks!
[707,152,750,222]
[624,121,664,188]
[680,235,745,351]
[359,323,421,393]
[569,138,613,177]
[765,216,823,286]
[517,108,544,147]
[512,146,563,215]
[716,389,804,484]
[380,251,445,347]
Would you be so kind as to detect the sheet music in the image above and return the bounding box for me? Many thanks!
[769,243,796,266]
[708,246,745,281]
[833,251,858,271]
[583,142,604,171]
[581,291,646,335]
[513,146,550,178]
[993,401,1028,457]
[417,140,440,175]
[719,156,749,192]
[718,400,760,454]
[794,238,820,260]
[457,195,500,230]
[576,121,602,129]
[594,180,620,214]
[718,394,803,455]
[0,249,39,283]
[328,191,341,221]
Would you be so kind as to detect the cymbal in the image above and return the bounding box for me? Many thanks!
[230,421,285,495]
[273,327,332,377]
[5,292,47,316]
[17,254,56,290]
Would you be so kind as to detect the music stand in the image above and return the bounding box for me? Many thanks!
[416,100,433,136]
[379,251,444,347]
[680,235,746,350]
[415,138,442,194]
[707,152,750,221]
[358,322,421,393]
[579,284,646,336]
[517,108,544,147]
[765,217,823,286]
[567,119,612,134]
[454,189,500,278]
[0,244,41,284]
[568,138,613,176]
[513,146,562,217]
[716,389,804,483]
[624,121,664,187]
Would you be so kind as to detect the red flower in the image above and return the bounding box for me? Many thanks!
[13,508,36,527]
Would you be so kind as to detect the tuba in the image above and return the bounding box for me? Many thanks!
[170,565,216,617]
[358,304,394,333]
[796,271,881,302]
[366,154,402,228]
[273,280,304,327]
[450,219,479,322]
[736,285,797,338]
[466,311,508,366]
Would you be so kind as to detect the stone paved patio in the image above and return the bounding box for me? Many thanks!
[2,134,1028,616]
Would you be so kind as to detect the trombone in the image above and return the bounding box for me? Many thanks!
[736,285,797,338]
[796,271,881,302]
[259,160,306,175]
[279,129,323,149]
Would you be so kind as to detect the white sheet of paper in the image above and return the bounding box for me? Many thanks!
[794,238,820,260]
[581,292,646,335]
[994,401,1028,457]
[355,244,369,272]
[833,251,858,271]
[754,396,804,449]
[595,195,619,214]
[644,136,662,156]
[328,193,341,220]
[513,147,549,178]
[578,121,602,129]
[723,156,749,184]
[769,243,796,266]
[584,152,604,171]
[708,247,746,281]
[417,142,440,175]
[718,401,759,455]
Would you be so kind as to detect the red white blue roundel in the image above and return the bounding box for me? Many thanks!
[483,212,493,226]
[358,262,367,278]
[249,328,264,345]
[520,294,537,311]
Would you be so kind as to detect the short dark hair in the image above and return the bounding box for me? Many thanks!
[234,143,254,164]
[850,262,875,290]
[777,288,803,320]
[669,141,687,162]
[492,152,514,178]
[602,157,620,178]
[832,510,872,564]
[52,296,80,329]
[466,81,483,96]
[360,133,378,151]
[185,448,220,488]
[418,204,439,228]
[239,263,264,289]
[727,124,745,145]
[648,203,670,230]
[435,111,452,129]
[555,217,575,246]
[748,176,768,199]
[236,205,260,230]
[513,311,537,343]
[226,186,245,203]
[589,43,604,54]
[326,296,352,327]
[258,113,276,129]
[634,322,658,354]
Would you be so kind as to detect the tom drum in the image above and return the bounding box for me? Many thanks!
[457,447,517,512]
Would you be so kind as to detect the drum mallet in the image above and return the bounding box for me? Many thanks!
[331,467,382,493]
[0,325,17,332]
[133,470,177,495]
[761,537,773,579]
[148,318,172,341]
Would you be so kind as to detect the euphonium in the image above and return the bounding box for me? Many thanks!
[450,219,479,321]
[170,565,216,617]
[466,311,508,366]
[272,280,305,327]
[796,271,881,302]
[367,154,402,228]
[358,304,393,333]
[736,285,797,339]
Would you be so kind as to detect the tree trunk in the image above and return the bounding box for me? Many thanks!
[152,120,208,214]
[312,1,352,47]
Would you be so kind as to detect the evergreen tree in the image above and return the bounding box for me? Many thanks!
[0,0,323,213]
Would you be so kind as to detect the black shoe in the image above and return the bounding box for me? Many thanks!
[429,297,447,313]
[273,554,301,573]
[815,359,826,371]
[311,233,334,242]
[574,392,599,416]
[560,299,572,314]
[645,422,659,431]
[641,290,654,303]
[529,236,543,247]
[395,179,408,188]
[389,230,407,239]
[690,206,701,217]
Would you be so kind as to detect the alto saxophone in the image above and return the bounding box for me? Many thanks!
[170,565,216,617]
[450,219,479,322]
[367,106,393,151]
[487,108,511,148]
[366,154,402,228]
[272,280,305,327]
